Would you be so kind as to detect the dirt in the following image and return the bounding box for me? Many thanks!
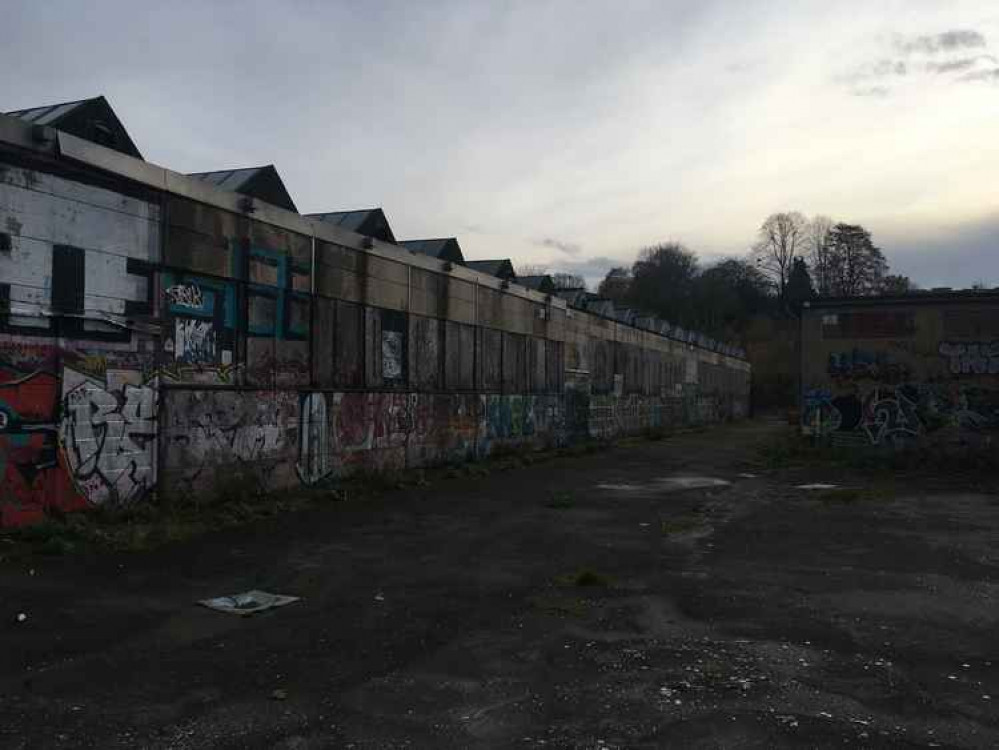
[1,419,997,749]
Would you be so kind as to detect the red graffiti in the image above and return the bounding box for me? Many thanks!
[0,372,88,527]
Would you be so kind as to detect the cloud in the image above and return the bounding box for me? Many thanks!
[852,85,890,98]
[895,29,986,55]
[841,30,995,95]
[958,67,999,83]
[926,58,978,74]
[534,236,582,256]
[871,59,907,76]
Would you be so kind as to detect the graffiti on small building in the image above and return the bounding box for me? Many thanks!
[802,297,999,453]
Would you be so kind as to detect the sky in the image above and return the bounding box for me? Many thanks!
[4,0,998,289]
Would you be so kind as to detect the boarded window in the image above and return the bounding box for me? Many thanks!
[479,328,502,391]
[285,294,310,339]
[502,332,527,392]
[410,315,442,390]
[334,300,364,387]
[247,292,277,336]
[249,255,280,286]
[592,340,614,394]
[52,245,85,314]
[528,338,546,393]
[445,321,475,390]
[546,340,563,393]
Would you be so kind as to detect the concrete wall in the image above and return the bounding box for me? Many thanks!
[0,126,750,526]
[800,298,999,453]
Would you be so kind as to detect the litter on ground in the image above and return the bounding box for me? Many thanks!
[198,590,300,616]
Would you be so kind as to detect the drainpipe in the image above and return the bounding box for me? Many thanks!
[310,232,317,388]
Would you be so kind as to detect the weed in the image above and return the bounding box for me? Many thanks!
[530,594,588,617]
[660,515,704,535]
[813,486,893,505]
[546,491,574,509]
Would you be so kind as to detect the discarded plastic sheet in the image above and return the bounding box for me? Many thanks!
[796,483,840,490]
[199,590,300,616]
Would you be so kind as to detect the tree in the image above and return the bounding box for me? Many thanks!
[785,257,816,314]
[823,223,888,296]
[752,212,808,300]
[692,259,773,336]
[628,242,699,323]
[807,215,835,295]
[597,266,632,303]
[879,274,917,295]
[551,272,586,290]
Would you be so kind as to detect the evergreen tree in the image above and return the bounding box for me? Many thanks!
[823,223,887,296]
[785,256,815,314]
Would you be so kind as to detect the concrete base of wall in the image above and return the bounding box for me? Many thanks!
[158,388,749,501]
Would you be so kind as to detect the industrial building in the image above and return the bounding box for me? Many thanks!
[0,96,750,527]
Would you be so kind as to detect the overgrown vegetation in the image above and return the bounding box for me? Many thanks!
[546,491,575,509]
[755,430,999,488]
[530,593,588,618]
[660,515,706,535]
[0,435,625,561]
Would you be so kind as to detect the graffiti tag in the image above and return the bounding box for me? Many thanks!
[60,368,158,505]
[165,283,204,309]
[939,341,999,376]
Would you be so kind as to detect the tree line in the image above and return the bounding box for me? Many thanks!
[588,213,915,342]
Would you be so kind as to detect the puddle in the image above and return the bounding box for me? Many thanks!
[597,476,730,494]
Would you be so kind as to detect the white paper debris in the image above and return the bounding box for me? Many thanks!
[796,483,840,490]
[198,590,300,616]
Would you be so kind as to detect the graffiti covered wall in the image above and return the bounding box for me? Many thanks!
[0,135,750,526]
[0,164,161,525]
[801,300,999,453]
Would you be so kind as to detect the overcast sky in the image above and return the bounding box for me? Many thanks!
[4,0,998,289]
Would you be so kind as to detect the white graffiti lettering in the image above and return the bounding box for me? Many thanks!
[165,283,204,309]
[60,368,158,505]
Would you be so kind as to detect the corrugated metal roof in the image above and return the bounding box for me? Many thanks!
[400,239,451,258]
[188,166,268,191]
[186,164,298,212]
[309,209,379,233]
[4,95,144,159]
[517,275,555,293]
[465,259,516,279]
[6,98,92,125]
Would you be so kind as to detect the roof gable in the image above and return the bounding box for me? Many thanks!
[309,209,396,243]
[400,238,465,264]
[466,258,517,280]
[187,164,298,213]
[517,275,556,294]
[5,95,142,159]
